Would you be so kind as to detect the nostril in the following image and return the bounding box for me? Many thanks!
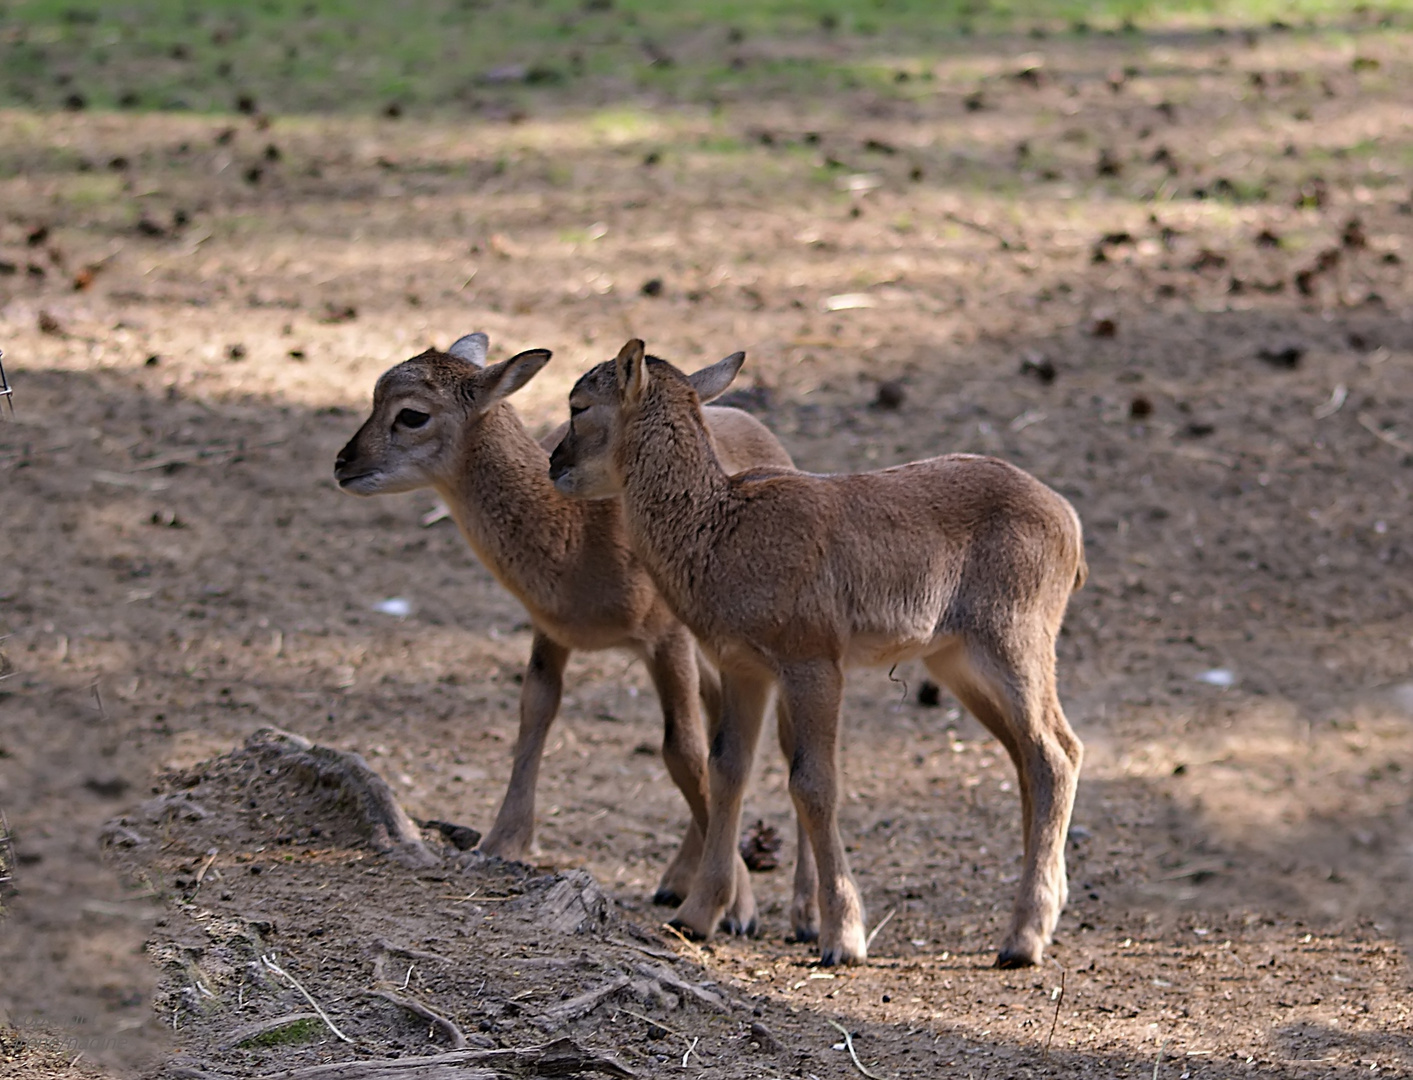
[335,438,358,471]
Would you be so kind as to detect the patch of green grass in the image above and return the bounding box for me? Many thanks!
[237,1016,323,1049]
[1,0,1409,115]
[57,173,125,209]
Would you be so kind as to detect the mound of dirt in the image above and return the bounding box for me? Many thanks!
[96,729,816,1078]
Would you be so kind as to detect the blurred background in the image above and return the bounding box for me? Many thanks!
[1,1,1411,1077]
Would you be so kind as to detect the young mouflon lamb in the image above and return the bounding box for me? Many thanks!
[549,339,1086,967]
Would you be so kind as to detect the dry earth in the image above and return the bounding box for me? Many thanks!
[3,18,1413,1080]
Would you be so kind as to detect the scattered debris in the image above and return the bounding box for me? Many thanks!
[373,597,413,617]
[420,501,452,527]
[1341,216,1367,249]
[320,302,358,324]
[1096,148,1123,177]
[1313,383,1348,419]
[1189,248,1227,272]
[423,819,482,850]
[750,1020,784,1053]
[1196,668,1236,687]
[872,379,906,410]
[1019,351,1057,384]
[84,775,131,799]
[1258,344,1304,369]
[739,819,782,871]
[823,293,878,311]
[1358,413,1413,454]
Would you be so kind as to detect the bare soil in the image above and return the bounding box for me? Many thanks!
[3,21,1413,1080]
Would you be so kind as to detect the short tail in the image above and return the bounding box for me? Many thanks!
[1067,500,1088,592]
[1073,548,1088,593]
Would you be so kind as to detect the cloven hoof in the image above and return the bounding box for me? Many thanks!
[995,949,1040,969]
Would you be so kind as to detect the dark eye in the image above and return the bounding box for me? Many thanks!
[395,408,430,429]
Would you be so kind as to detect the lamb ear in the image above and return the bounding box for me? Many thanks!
[688,351,745,403]
[447,332,489,368]
[480,348,553,404]
[614,338,648,404]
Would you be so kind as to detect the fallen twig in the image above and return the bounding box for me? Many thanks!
[659,921,706,961]
[942,210,1026,252]
[367,989,466,1048]
[827,1019,882,1080]
[864,907,897,950]
[1044,962,1066,1058]
[259,954,352,1044]
[534,975,631,1029]
[634,962,729,1012]
[166,1037,636,1079]
[1153,1034,1168,1079]
[615,1007,701,1066]
[1358,412,1413,454]
[193,848,219,893]
[129,438,288,472]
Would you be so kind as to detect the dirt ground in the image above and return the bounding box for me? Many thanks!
[3,15,1413,1080]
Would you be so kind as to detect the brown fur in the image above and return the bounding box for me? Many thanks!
[549,339,1086,967]
[333,333,795,921]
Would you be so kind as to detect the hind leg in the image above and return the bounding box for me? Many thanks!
[781,659,866,966]
[927,646,1081,968]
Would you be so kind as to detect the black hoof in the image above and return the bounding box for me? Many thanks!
[667,918,708,942]
[786,927,820,945]
[995,949,1037,969]
[720,915,759,938]
[652,888,684,907]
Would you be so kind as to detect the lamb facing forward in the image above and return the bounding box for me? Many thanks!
[334,333,797,928]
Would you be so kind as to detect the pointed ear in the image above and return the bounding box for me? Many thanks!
[614,339,648,404]
[447,332,489,368]
[688,351,745,403]
[479,348,553,405]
